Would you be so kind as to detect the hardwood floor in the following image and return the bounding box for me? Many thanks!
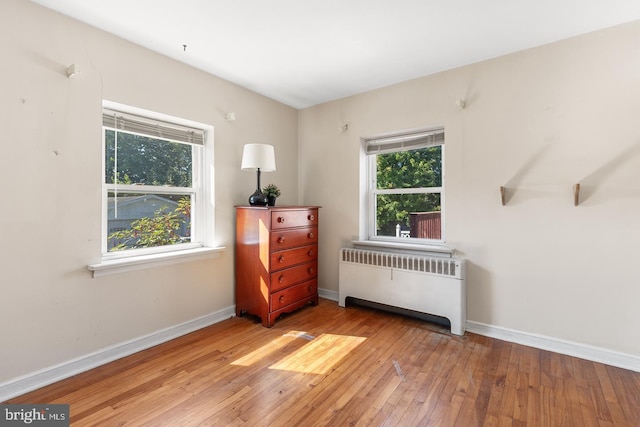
[7,299,640,426]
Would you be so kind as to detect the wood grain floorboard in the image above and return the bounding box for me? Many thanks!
[6,298,640,426]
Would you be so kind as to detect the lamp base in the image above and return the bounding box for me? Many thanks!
[248,190,268,206]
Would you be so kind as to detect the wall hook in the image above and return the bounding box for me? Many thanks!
[573,183,580,206]
[66,64,79,78]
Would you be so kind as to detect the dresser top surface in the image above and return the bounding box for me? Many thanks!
[235,205,321,210]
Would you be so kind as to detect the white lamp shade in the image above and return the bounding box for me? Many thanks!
[241,144,276,172]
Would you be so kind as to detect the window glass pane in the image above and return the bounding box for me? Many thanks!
[376,145,442,189]
[107,192,192,251]
[375,193,441,239]
[105,130,193,187]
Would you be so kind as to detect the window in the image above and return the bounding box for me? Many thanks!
[365,128,444,242]
[102,104,208,258]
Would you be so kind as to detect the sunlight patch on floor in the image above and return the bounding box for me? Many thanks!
[230,331,306,366]
[269,333,366,375]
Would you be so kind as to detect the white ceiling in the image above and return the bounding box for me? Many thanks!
[30,0,640,109]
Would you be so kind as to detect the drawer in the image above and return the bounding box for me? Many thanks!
[270,227,318,250]
[271,279,317,311]
[271,244,317,271]
[271,261,317,292]
[271,209,318,230]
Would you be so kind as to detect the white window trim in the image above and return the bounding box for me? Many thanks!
[88,247,225,278]
[88,100,222,277]
[360,126,447,248]
[351,239,455,257]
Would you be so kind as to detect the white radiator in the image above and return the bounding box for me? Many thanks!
[338,248,466,335]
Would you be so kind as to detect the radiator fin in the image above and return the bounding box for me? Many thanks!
[340,248,463,279]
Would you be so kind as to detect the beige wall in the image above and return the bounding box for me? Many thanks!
[299,21,640,356]
[0,0,298,384]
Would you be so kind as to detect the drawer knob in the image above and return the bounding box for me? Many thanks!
[278,236,285,243]
[307,232,314,239]
[308,285,313,292]
[277,216,285,223]
[279,275,285,283]
[308,267,314,274]
[278,256,285,263]
[308,214,315,221]
[307,250,314,257]
[279,295,285,303]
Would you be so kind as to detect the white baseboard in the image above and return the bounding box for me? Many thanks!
[0,305,235,402]
[6,303,636,403]
[319,288,338,302]
[466,321,640,373]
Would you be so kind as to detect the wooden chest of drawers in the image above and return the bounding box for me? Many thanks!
[235,206,320,327]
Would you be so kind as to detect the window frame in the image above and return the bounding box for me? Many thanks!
[365,127,445,245]
[100,101,214,261]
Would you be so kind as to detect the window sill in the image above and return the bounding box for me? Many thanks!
[352,240,455,257]
[88,246,226,278]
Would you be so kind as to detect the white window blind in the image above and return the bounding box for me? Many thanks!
[365,129,444,155]
[103,109,205,145]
